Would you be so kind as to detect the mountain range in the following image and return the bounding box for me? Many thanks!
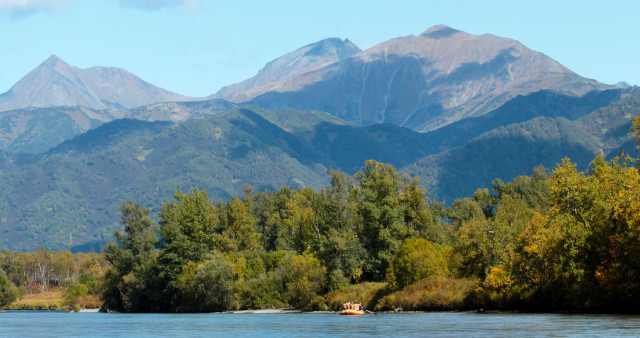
[0,25,612,155]
[243,25,609,131]
[0,25,637,251]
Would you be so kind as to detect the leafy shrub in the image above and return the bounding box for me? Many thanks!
[280,254,326,310]
[0,269,18,309]
[234,271,286,309]
[386,238,450,290]
[191,253,236,312]
[64,283,89,306]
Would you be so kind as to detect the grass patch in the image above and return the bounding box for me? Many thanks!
[136,148,153,161]
[376,277,479,311]
[6,290,103,311]
[7,291,66,310]
[321,282,388,311]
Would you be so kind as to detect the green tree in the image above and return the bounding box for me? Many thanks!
[400,174,446,242]
[156,188,220,310]
[355,160,408,281]
[191,253,237,312]
[514,155,640,310]
[234,271,286,309]
[386,238,449,290]
[64,283,89,308]
[0,269,18,309]
[456,194,534,279]
[220,196,261,251]
[277,190,317,253]
[281,253,326,309]
[252,186,293,251]
[102,200,158,312]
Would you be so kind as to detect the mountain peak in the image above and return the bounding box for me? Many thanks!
[45,54,61,62]
[421,25,461,39]
[42,54,71,70]
[615,81,631,89]
[303,37,361,59]
[0,56,192,112]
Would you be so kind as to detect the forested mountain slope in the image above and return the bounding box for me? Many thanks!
[405,94,640,201]
[1,89,638,251]
[0,99,237,154]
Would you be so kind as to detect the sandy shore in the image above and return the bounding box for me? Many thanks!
[229,308,303,314]
[229,309,340,314]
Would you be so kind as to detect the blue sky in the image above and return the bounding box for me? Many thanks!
[0,0,638,97]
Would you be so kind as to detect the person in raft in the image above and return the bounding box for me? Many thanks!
[343,302,363,310]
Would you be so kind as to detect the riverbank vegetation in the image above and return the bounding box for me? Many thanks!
[3,116,640,313]
[0,249,107,310]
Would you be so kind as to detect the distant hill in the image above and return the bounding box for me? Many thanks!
[0,99,237,154]
[0,106,112,154]
[0,108,335,251]
[240,25,609,131]
[0,55,238,154]
[404,93,640,201]
[121,99,237,122]
[0,55,193,112]
[419,89,627,154]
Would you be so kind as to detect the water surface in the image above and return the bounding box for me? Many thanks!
[2,311,640,337]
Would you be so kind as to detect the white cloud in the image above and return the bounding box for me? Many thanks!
[0,0,71,18]
[118,0,201,12]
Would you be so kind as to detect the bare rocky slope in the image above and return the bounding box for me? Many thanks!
[237,25,610,131]
[212,38,361,103]
[0,55,193,112]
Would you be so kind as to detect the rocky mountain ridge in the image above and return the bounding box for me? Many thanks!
[212,38,361,103]
[0,55,193,112]
[243,25,610,131]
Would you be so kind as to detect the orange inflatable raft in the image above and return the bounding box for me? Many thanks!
[339,309,365,315]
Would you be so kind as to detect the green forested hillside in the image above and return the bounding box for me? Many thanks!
[122,99,237,122]
[0,89,639,251]
[406,94,640,201]
[0,108,336,251]
[0,106,111,154]
[421,89,626,153]
[0,99,237,155]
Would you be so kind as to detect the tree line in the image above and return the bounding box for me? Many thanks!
[4,116,640,312]
[101,160,449,312]
[0,248,107,309]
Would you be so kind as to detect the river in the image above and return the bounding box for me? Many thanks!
[2,311,640,336]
